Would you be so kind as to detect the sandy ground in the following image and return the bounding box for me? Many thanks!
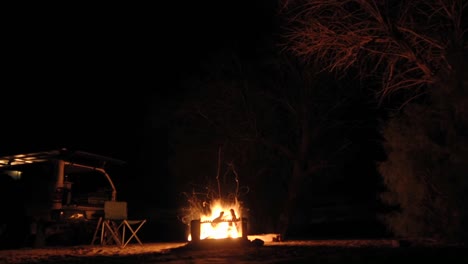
[1,235,467,264]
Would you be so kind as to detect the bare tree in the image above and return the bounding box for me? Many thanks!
[280,0,468,242]
[280,0,466,105]
[169,50,363,238]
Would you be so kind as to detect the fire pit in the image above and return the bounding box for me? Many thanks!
[190,217,248,242]
[188,218,262,249]
[185,199,263,248]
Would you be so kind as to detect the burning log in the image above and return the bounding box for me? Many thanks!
[230,209,237,221]
[211,211,224,227]
[229,209,237,227]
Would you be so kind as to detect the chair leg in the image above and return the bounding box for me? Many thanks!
[102,220,122,246]
[122,220,146,248]
[91,217,103,245]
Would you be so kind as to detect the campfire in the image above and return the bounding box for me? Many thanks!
[188,199,244,241]
[182,148,255,245]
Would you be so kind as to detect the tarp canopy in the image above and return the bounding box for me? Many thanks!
[0,148,126,170]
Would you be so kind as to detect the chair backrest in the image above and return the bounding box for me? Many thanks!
[104,201,127,220]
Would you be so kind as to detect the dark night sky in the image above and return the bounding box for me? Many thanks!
[3,1,277,153]
[3,2,387,239]
[2,2,282,205]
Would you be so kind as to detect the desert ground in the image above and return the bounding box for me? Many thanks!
[1,235,467,264]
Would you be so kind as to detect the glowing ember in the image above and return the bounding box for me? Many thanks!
[188,199,242,241]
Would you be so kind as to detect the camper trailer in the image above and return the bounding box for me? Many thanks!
[0,148,125,247]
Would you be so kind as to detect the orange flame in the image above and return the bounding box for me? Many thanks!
[188,199,242,241]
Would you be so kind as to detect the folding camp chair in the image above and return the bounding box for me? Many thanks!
[91,201,146,248]
[120,219,147,247]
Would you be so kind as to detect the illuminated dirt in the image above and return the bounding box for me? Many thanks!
[1,237,467,264]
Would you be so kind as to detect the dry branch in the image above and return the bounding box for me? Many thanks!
[280,0,466,102]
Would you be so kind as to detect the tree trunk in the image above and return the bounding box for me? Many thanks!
[278,160,306,240]
[279,113,310,240]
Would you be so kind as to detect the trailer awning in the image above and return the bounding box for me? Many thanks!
[0,148,126,169]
